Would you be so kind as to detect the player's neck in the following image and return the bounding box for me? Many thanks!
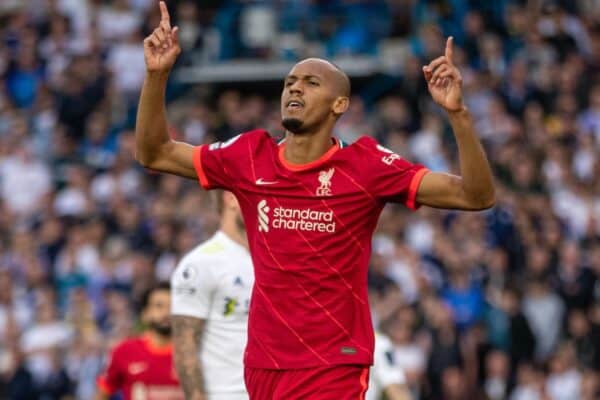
[146,331,171,347]
[221,218,248,249]
[283,128,334,165]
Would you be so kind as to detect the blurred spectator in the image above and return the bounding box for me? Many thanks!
[53,165,92,217]
[566,309,599,371]
[96,0,141,43]
[441,267,485,332]
[577,83,600,141]
[424,297,465,399]
[500,287,537,368]
[106,29,146,101]
[55,55,107,139]
[366,331,411,400]
[579,369,599,400]
[0,140,51,217]
[368,235,399,297]
[545,342,582,400]
[510,363,547,400]
[19,287,74,397]
[554,241,596,311]
[386,306,426,395]
[483,350,511,400]
[79,111,118,170]
[6,45,43,109]
[0,269,32,341]
[522,277,566,361]
[439,366,470,400]
[175,1,202,53]
[0,347,36,400]
[537,2,591,60]
[409,113,450,172]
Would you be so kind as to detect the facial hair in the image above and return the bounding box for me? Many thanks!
[282,117,305,133]
[149,321,172,337]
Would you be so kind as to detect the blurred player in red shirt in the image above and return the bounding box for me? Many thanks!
[135,2,495,399]
[95,282,184,400]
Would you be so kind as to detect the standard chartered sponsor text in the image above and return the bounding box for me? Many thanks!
[272,206,336,232]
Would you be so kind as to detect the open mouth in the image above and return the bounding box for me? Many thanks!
[286,100,304,110]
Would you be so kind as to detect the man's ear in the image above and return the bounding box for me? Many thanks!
[333,96,350,116]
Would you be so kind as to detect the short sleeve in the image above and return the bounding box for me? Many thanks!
[193,131,264,191]
[171,253,216,319]
[96,343,124,395]
[372,334,406,388]
[358,137,429,210]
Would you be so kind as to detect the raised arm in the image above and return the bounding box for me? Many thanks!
[135,1,196,179]
[416,37,495,210]
[172,315,207,400]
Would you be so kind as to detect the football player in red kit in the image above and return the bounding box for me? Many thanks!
[95,282,184,400]
[135,2,494,399]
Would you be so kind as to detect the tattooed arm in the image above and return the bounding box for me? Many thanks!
[384,383,413,400]
[172,315,207,400]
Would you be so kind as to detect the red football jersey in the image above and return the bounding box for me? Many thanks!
[194,130,428,369]
[97,335,184,400]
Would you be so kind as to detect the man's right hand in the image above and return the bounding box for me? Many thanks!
[144,1,180,73]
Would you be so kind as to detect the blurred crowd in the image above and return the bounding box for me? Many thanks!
[0,0,599,399]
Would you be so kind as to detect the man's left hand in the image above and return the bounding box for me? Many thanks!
[423,37,465,113]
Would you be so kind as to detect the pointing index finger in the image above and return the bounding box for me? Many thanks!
[159,1,170,24]
[445,37,454,64]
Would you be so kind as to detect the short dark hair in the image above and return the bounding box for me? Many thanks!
[139,281,171,311]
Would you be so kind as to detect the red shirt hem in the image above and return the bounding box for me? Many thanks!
[193,145,211,189]
[406,167,429,210]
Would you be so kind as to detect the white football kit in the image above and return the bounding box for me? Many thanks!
[171,231,254,400]
[366,332,407,400]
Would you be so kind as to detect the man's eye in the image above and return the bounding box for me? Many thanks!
[285,81,293,87]
[309,81,319,86]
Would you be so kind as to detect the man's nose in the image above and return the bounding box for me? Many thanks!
[289,81,303,95]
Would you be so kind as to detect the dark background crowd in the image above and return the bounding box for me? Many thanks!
[0,1,598,399]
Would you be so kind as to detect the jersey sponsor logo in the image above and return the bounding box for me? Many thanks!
[377,144,402,165]
[128,362,148,375]
[257,200,336,233]
[258,199,270,232]
[223,296,250,316]
[223,297,239,316]
[316,168,334,196]
[340,346,357,355]
[256,178,279,185]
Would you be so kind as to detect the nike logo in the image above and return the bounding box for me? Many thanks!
[256,178,279,185]
[128,362,147,375]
